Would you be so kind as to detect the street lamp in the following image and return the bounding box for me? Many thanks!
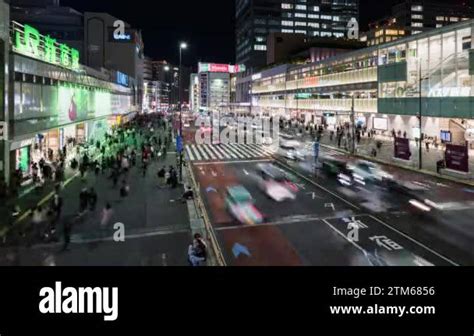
[178,41,188,182]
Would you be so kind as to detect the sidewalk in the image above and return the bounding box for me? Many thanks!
[0,147,193,265]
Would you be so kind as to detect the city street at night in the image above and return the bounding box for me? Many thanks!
[1,0,474,333]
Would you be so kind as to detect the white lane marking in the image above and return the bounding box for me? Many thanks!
[216,145,238,159]
[224,144,246,159]
[191,145,202,161]
[244,144,267,157]
[243,169,249,176]
[322,219,368,255]
[196,145,210,160]
[277,161,361,210]
[368,215,459,266]
[194,159,272,166]
[205,145,223,160]
[162,253,168,266]
[186,146,195,161]
[230,144,254,159]
[208,145,226,160]
[211,145,224,160]
[202,145,217,160]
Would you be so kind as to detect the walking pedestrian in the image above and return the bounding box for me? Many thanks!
[100,203,114,237]
[61,218,73,252]
[88,187,98,211]
[157,166,166,187]
[79,188,88,214]
[120,180,130,198]
[50,193,63,222]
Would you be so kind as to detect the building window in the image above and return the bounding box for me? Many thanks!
[411,5,423,12]
[295,4,307,10]
[282,3,293,9]
[254,45,267,51]
[412,14,423,20]
[282,20,294,26]
[412,22,423,28]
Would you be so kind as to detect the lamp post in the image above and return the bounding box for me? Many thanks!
[178,42,187,182]
[418,59,429,170]
[164,65,170,113]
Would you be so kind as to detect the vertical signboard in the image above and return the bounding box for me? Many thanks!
[394,137,411,161]
[445,144,469,173]
[199,73,208,108]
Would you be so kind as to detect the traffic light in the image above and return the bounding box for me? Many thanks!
[0,121,7,141]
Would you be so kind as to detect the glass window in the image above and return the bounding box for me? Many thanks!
[428,35,442,95]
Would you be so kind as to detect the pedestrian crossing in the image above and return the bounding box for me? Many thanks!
[185,143,277,162]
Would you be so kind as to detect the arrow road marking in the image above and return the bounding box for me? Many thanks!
[232,243,252,258]
[206,186,217,193]
[325,203,336,211]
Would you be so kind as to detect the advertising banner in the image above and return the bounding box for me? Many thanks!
[394,137,411,161]
[445,144,469,173]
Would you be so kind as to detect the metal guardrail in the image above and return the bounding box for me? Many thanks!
[185,161,227,266]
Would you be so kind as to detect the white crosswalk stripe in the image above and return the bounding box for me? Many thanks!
[206,144,224,160]
[190,145,202,161]
[245,144,267,156]
[215,145,237,159]
[201,145,217,160]
[196,145,209,160]
[186,146,195,161]
[186,144,276,162]
[223,144,247,159]
[230,144,253,158]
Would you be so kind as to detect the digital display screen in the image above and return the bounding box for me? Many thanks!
[373,118,388,131]
[440,130,452,143]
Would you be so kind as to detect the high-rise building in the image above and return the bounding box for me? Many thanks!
[363,0,474,47]
[235,0,359,70]
[391,0,473,36]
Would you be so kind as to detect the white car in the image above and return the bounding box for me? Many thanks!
[277,145,297,160]
[260,180,297,202]
[348,160,394,184]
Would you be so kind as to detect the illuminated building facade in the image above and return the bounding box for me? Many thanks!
[251,19,474,174]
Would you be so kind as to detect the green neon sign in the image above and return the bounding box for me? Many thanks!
[13,23,80,71]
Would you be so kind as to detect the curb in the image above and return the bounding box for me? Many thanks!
[185,160,226,266]
[320,144,474,188]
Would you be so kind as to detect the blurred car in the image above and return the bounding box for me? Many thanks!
[321,158,355,186]
[277,144,297,160]
[257,163,299,198]
[261,181,297,202]
[225,186,263,225]
[347,160,394,185]
[279,133,295,141]
[262,135,275,146]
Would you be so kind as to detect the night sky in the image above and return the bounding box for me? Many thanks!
[61,0,470,67]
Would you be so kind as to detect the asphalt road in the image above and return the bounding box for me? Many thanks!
[191,146,474,266]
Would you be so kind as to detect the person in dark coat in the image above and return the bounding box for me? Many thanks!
[88,188,98,211]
